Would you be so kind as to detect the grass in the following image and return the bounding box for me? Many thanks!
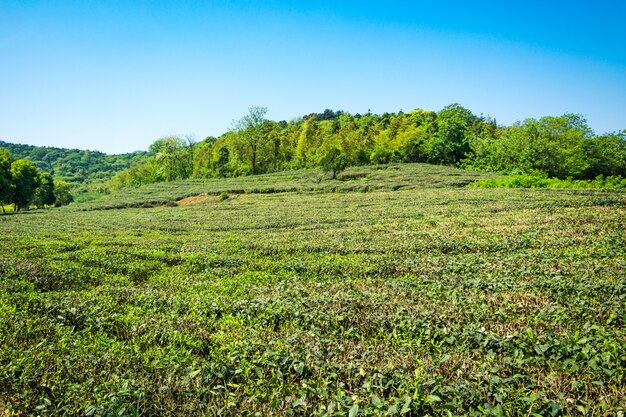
[0,163,625,416]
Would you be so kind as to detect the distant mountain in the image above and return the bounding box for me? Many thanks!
[0,140,148,185]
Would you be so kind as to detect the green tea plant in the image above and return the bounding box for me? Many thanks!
[0,164,624,416]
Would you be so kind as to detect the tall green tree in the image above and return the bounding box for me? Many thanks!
[466,113,594,178]
[531,114,591,178]
[295,115,317,167]
[11,159,41,211]
[0,148,13,213]
[54,181,74,207]
[581,132,626,178]
[149,136,193,181]
[320,146,349,179]
[33,172,56,209]
[427,104,477,165]
[215,147,230,177]
[232,106,268,175]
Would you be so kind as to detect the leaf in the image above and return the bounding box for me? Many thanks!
[547,401,560,416]
[349,404,359,417]
[426,395,441,404]
[401,396,412,414]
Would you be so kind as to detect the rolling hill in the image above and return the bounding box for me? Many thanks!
[0,140,148,186]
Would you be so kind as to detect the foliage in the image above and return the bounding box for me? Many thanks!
[231,106,269,175]
[33,172,56,209]
[0,148,12,212]
[149,136,194,181]
[1,167,625,415]
[581,132,626,178]
[214,147,230,178]
[0,148,73,212]
[470,174,626,189]
[10,158,41,211]
[81,163,492,211]
[106,106,626,192]
[3,106,626,196]
[54,181,74,206]
[465,114,611,179]
[0,140,148,186]
[319,146,349,179]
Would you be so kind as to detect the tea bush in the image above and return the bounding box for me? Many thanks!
[1,165,625,416]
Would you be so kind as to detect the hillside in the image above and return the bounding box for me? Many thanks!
[107,107,626,194]
[78,163,495,210]
[1,164,625,415]
[0,140,148,186]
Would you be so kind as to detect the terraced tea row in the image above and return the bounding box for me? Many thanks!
[1,183,625,415]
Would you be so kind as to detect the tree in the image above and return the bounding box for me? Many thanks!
[581,132,626,179]
[54,181,74,207]
[33,172,56,209]
[11,159,41,211]
[232,106,268,175]
[320,146,349,179]
[215,147,230,177]
[427,117,470,165]
[0,148,12,213]
[427,104,478,165]
[465,113,594,179]
[0,140,147,187]
[531,114,591,178]
[149,136,193,181]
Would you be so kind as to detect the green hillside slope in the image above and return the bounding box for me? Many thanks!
[1,167,625,415]
[78,163,495,210]
[0,140,148,185]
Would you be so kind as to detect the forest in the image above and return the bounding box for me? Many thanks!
[0,140,147,186]
[2,103,625,211]
[0,141,146,210]
[0,148,75,212]
[107,104,626,191]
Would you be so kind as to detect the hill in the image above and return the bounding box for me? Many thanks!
[1,164,625,415]
[0,140,148,186]
[78,163,495,210]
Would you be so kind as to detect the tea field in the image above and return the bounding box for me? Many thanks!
[1,164,625,416]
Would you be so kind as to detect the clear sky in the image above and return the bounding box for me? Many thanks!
[1,1,625,154]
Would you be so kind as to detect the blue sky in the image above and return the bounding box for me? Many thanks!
[1,1,625,154]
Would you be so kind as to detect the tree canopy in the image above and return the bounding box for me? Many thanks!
[5,104,625,196]
[0,140,147,186]
[107,104,626,190]
[10,159,41,211]
[0,148,74,212]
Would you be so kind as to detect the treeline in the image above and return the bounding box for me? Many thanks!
[0,148,73,212]
[106,104,624,190]
[0,140,148,186]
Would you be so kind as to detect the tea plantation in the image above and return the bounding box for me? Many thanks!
[1,164,625,416]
